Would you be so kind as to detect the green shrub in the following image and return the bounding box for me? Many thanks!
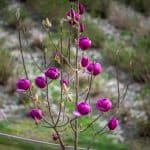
[0,0,8,10]
[108,2,140,31]
[81,0,110,18]
[137,119,150,137]
[26,0,110,19]
[136,36,150,52]
[26,0,70,24]
[0,50,14,85]
[84,21,106,48]
[102,40,150,83]
[116,0,150,15]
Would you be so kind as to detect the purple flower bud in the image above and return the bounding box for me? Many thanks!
[108,117,119,130]
[70,8,76,18]
[66,9,80,25]
[52,133,59,141]
[35,76,47,89]
[74,101,91,117]
[60,79,69,86]
[45,67,60,80]
[75,13,80,22]
[29,108,43,123]
[79,36,92,50]
[79,23,85,32]
[81,56,89,67]
[96,98,112,112]
[87,62,102,76]
[16,78,30,92]
[79,3,85,15]
[86,63,94,73]
[93,63,102,76]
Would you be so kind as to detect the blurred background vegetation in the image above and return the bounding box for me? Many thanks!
[0,0,149,149]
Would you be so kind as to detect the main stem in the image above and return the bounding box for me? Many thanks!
[74,39,79,150]
[74,1,80,149]
[54,127,65,150]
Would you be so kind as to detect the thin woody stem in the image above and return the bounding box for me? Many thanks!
[43,48,54,124]
[48,30,59,50]
[54,127,66,150]
[42,116,69,128]
[22,30,43,73]
[116,67,120,108]
[85,74,93,102]
[18,30,35,105]
[80,114,101,132]
[18,31,28,79]
[74,0,80,149]
[54,25,63,126]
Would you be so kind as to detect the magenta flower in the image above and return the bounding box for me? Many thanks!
[29,108,43,123]
[16,78,30,92]
[87,62,102,76]
[74,101,91,117]
[79,3,85,15]
[81,56,89,67]
[108,117,119,130]
[79,36,92,50]
[60,79,69,86]
[66,9,80,25]
[96,98,112,112]
[35,76,47,89]
[79,23,85,32]
[45,67,60,80]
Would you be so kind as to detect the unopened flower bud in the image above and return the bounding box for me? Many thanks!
[45,67,60,80]
[87,62,102,76]
[96,98,112,112]
[35,76,47,89]
[79,3,85,15]
[108,117,119,130]
[74,101,91,117]
[29,108,43,124]
[79,23,85,32]
[79,36,91,50]
[81,56,89,67]
[16,78,30,92]
[52,133,59,141]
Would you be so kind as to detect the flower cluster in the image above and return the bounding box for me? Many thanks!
[74,98,118,130]
[16,67,60,123]
[16,67,60,92]
[66,1,118,130]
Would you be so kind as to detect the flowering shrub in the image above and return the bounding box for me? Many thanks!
[16,0,124,149]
